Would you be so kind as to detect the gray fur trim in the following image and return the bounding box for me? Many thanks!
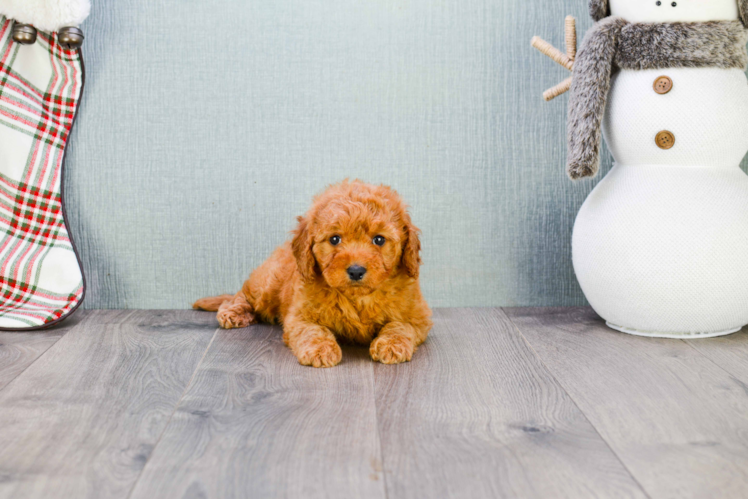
[589,0,609,22]
[567,18,748,179]
[616,21,748,70]
[590,0,748,27]
[567,17,626,180]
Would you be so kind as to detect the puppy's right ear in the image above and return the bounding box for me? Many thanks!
[292,216,316,281]
[401,216,422,279]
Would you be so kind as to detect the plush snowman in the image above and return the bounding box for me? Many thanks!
[538,0,748,337]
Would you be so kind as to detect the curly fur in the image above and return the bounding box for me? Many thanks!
[0,0,90,32]
[194,180,433,368]
[567,18,748,179]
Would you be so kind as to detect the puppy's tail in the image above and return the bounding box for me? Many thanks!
[192,294,235,311]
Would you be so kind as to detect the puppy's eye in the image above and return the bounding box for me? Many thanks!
[373,235,386,246]
[329,235,341,246]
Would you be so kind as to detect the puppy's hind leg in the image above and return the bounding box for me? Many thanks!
[193,294,235,311]
[216,292,256,329]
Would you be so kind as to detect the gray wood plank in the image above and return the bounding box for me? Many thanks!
[130,322,385,499]
[683,329,748,387]
[506,307,748,498]
[373,308,645,498]
[0,310,217,498]
[0,311,88,392]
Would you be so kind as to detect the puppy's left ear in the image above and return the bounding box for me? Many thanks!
[401,216,422,279]
[292,216,317,281]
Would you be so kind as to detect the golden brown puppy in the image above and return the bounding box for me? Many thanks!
[194,180,432,368]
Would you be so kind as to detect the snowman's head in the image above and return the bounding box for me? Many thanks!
[590,0,747,24]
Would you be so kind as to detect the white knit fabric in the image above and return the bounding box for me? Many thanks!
[573,68,748,336]
[603,68,748,168]
[609,0,739,23]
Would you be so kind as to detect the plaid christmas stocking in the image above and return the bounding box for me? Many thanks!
[0,16,85,329]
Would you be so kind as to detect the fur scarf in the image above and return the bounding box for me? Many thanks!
[567,18,748,179]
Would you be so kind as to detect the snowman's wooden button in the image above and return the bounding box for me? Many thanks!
[654,76,673,94]
[656,130,675,149]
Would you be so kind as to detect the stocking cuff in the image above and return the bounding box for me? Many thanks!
[0,0,90,32]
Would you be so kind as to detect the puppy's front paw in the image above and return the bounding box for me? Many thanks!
[217,308,254,329]
[296,337,343,368]
[370,334,414,365]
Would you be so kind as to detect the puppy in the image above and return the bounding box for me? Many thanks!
[194,180,432,368]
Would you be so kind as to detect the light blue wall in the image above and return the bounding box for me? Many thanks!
[64,0,748,309]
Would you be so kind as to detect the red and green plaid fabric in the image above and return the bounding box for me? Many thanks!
[0,16,84,329]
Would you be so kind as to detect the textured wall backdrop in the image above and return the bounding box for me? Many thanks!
[64,0,748,309]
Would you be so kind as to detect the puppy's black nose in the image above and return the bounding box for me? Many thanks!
[347,265,367,281]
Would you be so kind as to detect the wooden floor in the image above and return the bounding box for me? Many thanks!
[1,308,748,498]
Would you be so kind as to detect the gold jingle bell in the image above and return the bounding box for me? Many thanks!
[12,23,37,45]
[58,27,84,50]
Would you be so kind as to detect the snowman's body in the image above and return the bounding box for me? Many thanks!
[571,1,748,337]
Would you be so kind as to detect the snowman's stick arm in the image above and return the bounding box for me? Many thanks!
[543,77,572,102]
[565,16,577,61]
[531,37,574,71]
[531,16,577,101]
